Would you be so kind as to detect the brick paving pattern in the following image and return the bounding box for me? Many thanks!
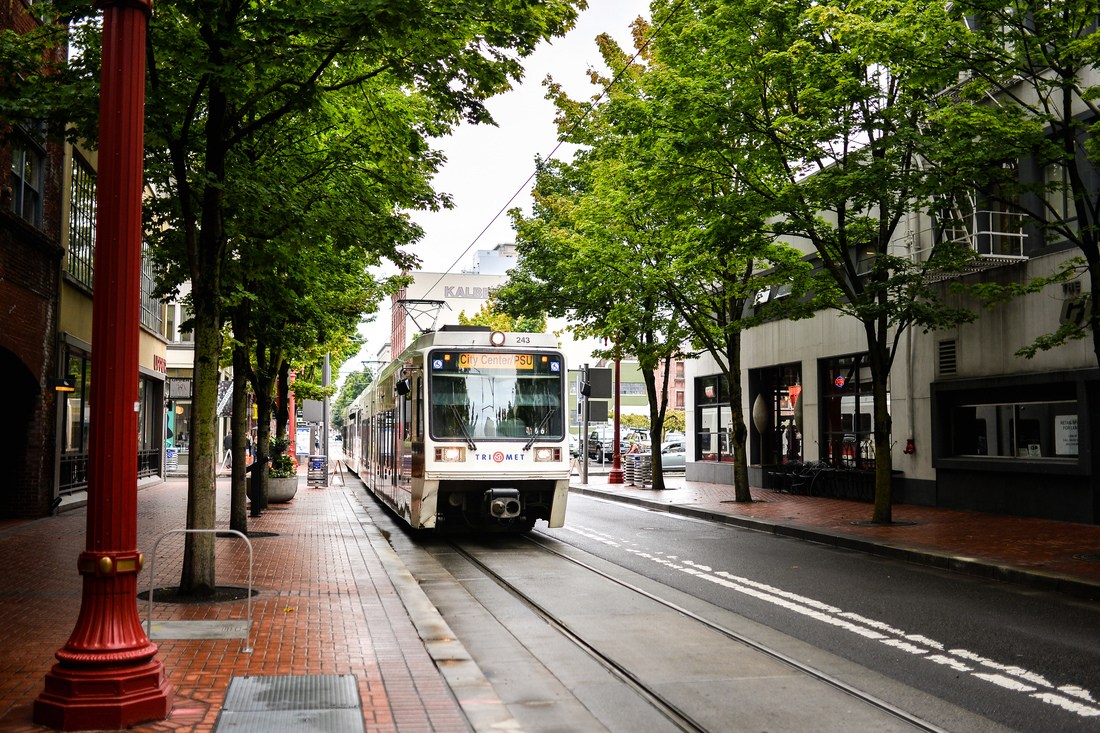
[0,478,468,733]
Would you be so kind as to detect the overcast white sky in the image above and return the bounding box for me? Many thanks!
[340,2,651,383]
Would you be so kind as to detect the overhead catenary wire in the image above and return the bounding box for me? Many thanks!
[421,0,688,294]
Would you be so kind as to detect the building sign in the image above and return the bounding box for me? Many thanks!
[168,377,192,399]
[443,285,493,299]
[1055,414,1079,456]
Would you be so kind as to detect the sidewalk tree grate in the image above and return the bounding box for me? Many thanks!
[145,528,255,652]
[214,674,365,732]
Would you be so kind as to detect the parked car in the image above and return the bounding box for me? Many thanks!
[587,427,619,463]
[640,439,686,471]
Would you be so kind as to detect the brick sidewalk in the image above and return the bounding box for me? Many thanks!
[0,478,470,733]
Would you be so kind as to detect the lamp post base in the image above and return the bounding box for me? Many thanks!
[608,455,624,484]
[34,657,172,731]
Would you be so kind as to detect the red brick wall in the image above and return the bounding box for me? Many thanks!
[0,1,67,517]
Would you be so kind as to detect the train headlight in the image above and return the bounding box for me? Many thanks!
[533,447,560,462]
[435,446,466,462]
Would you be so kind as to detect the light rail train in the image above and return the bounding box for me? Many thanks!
[342,326,570,532]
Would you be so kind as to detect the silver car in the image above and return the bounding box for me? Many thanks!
[638,439,686,471]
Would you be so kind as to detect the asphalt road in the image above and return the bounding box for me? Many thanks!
[547,493,1100,733]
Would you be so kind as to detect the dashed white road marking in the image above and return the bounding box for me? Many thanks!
[565,524,1100,720]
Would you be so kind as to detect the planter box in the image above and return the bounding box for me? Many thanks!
[268,475,298,503]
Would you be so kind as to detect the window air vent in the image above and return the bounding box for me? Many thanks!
[938,339,958,377]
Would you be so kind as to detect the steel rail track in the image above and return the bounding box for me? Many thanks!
[448,539,710,733]
[521,531,951,733]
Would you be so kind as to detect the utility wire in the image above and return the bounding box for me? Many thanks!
[421,0,688,293]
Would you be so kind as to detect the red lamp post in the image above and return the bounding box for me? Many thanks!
[33,0,173,729]
[608,356,624,484]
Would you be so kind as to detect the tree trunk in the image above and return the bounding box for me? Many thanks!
[725,331,752,502]
[179,303,220,596]
[178,80,228,596]
[868,329,895,524]
[276,360,290,443]
[251,393,272,517]
[643,369,666,491]
[230,345,250,535]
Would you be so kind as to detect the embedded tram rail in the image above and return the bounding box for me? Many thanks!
[435,530,952,733]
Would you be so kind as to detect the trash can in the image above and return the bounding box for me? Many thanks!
[307,455,328,487]
[635,455,652,487]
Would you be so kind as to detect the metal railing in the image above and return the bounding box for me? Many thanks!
[144,528,254,653]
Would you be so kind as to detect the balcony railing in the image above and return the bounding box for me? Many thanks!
[913,210,1028,282]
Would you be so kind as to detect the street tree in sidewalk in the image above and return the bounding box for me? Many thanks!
[517,20,812,500]
[214,89,411,533]
[496,34,695,489]
[931,0,1100,365]
[619,16,821,503]
[6,0,586,596]
[653,0,981,523]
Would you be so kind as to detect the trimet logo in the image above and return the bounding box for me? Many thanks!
[475,452,525,463]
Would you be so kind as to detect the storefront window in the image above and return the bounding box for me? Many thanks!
[750,364,802,465]
[696,374,732,462]
[951,400,1077,459]
[59,349,91,494]
[820,354,885,469]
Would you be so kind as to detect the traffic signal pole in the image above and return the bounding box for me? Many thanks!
[34,0,172,728]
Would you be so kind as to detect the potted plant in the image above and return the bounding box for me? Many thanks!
[267,440,298,503]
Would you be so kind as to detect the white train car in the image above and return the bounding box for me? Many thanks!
[343,326,570,532]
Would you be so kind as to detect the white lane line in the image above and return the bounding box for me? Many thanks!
[565,524,1100,720]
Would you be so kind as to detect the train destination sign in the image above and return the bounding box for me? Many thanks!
[457,352,534,370]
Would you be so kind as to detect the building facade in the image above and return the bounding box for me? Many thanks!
[3,2,169,515]
[687,191,1100,525]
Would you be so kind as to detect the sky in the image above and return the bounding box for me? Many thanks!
[339,2,651,385]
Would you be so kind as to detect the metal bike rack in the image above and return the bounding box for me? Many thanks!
[144,528,254,653]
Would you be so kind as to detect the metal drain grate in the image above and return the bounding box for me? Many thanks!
[214,674,364,732]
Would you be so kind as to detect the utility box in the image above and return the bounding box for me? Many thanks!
[307,455,328,487]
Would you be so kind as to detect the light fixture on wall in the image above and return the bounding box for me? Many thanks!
[50,376,76,393]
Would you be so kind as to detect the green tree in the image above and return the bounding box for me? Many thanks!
[934,0,1100,363]
[498,143,694,486]
[333,369,374,432]
[6,0,586,595]
[657,0,980,522]
[504,20,810,498]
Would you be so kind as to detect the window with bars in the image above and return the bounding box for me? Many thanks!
[140,242,164,333]
[68,153,96,290]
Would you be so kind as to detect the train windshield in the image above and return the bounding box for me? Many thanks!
[428,350,564,442]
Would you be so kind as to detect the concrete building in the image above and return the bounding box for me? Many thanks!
[687,190,1100,525]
